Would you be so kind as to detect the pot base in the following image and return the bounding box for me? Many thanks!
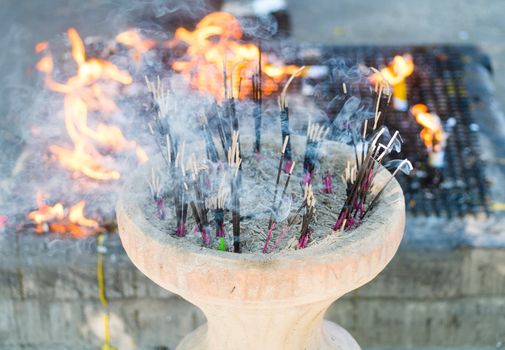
[177,320,361,350]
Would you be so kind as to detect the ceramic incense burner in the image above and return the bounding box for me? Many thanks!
[116,145,405,350]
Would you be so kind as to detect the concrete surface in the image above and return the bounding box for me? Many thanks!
[1,233,505,349]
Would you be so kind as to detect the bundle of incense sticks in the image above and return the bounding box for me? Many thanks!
[145,56,412,254]
[200,114,219,163]
[146,77,188,237]
[188,155,211,246]
[207,183,229,247]
[303,117,329,185]
[174,144,188,237]
[146,168,165,220]
[333,81,412,232]
[297,184,316,249]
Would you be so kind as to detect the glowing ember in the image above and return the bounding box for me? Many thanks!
[27,193,100,237]
[168,12,300,100]
[116,29,156,64]
[35,28,147,181]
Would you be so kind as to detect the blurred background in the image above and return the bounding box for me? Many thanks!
[1,1,505,349]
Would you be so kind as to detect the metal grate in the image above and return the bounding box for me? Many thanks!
[288,45,490,217]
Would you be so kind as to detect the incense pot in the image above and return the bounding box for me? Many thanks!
[116,142,405,350]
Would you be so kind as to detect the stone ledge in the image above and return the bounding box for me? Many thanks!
[2,234,505,301]
[1,232,504,348]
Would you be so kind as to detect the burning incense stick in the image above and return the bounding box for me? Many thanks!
[303,117,329,185]
[297,184,316,249]
[227,131,242,252]
[174,145,189,237]
[186,154,212,246]
[270,201,305,252]
[278,66,306,172]
[146,168,165,220]
[264,136,290,253]
[208,183,229,242]
[252,44,263,155]
[200,114,219,163]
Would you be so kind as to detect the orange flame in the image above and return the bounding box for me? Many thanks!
[116,29,156,65]
[168,12,300,100]
[27,193,99,238]
[410,104,446,152]
[372,54,414,86]
[27,193,65,225]
[35,28,147,181]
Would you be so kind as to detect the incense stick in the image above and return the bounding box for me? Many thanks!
[279,66,306,171]
[264,136,289,253]
[252,43,263,155]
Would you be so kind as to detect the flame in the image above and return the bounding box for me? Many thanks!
[27,193,65,225]
[410,104,446,152]
[35,28,147,181]
[68,201,99,228]
[169,12,300,100]
[35,41,48,53]
[27,193,100,238]
[372,54,414,86]
[116,29,156,64]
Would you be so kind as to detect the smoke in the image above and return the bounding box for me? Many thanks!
[0,1,381,240]
[240,14,279,39]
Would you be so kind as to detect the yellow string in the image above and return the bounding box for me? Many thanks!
[102,313,113,350]
[97,234,117,350]
[491,202,505,211]
[97,234,108,307]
